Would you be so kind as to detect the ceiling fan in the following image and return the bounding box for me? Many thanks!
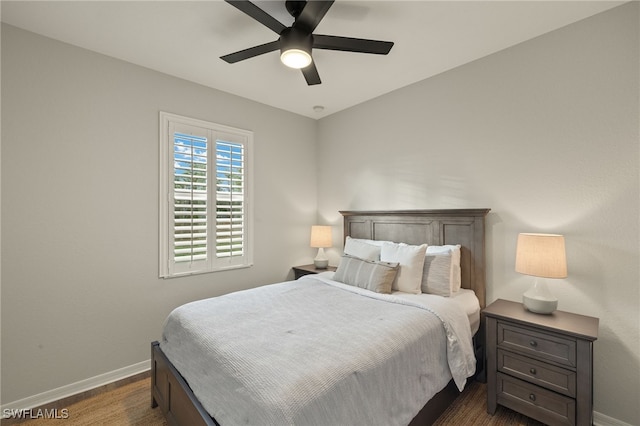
[220,0,394,85]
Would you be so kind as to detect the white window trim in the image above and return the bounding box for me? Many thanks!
[159,112,253,278]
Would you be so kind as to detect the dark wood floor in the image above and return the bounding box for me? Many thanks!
[11,377,544,425]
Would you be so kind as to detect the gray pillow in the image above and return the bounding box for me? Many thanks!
[421,254,455,296]
[333,255,399,294]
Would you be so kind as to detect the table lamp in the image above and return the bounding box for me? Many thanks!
[310,225,332,269]
[515,233,567,314]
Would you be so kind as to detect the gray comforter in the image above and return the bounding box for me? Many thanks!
[160,275,475,426]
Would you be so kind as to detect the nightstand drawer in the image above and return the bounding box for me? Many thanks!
[498,322,576,367]
[497,372,575,426]
[498,349,576,397]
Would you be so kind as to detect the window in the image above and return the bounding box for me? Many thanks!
[159,112,253,278]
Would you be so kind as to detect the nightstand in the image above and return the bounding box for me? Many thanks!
[292,264,336,280]
[484,299,598,426]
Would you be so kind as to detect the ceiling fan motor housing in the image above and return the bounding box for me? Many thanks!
[280,27,313,57]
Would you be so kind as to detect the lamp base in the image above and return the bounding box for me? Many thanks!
[523,294,557,314]
[522,277,557,314]
[313,259,329,269]
[313,247,328,269]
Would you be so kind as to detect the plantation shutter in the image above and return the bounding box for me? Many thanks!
[173,132,208,263]
[160,112,252,278]
[168,123,210,275]
[215,139,245,259]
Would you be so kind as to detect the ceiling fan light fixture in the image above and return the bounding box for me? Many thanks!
[280,48,312,69]
[279,27,313,69]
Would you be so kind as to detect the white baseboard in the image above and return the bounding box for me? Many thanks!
[594,411,634,426]
[1,360,150,417]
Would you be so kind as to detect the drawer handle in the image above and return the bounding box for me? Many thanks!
[529,368,537,375]
[529,340,538,348]
[529,393,536,402]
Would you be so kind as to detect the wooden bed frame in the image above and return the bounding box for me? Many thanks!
[151,208,490,426]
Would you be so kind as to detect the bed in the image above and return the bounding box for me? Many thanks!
[151,208,490,426]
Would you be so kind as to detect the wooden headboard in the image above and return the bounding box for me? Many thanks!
[340,209,490,308]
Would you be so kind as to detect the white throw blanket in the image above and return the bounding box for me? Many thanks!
[160,275,475,426]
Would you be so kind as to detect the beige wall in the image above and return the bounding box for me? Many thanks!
[317,3,639,424]
[1,24,318,403]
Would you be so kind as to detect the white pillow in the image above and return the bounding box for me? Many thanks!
[422,244,461,295]
[380,242,428,294]
[343,236,383,261]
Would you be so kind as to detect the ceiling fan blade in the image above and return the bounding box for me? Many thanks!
[294,1,334,33]
[301,61,321,86]
[220,40,280,63]
[313,34,394,55]
[225,0,287,34]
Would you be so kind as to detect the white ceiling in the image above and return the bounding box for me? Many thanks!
[1,1,625,119]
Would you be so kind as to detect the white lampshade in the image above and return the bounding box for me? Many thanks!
[310,226,332,269]
[310,226,332,248]
[516,233,567,278]
[515,233,567,314]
